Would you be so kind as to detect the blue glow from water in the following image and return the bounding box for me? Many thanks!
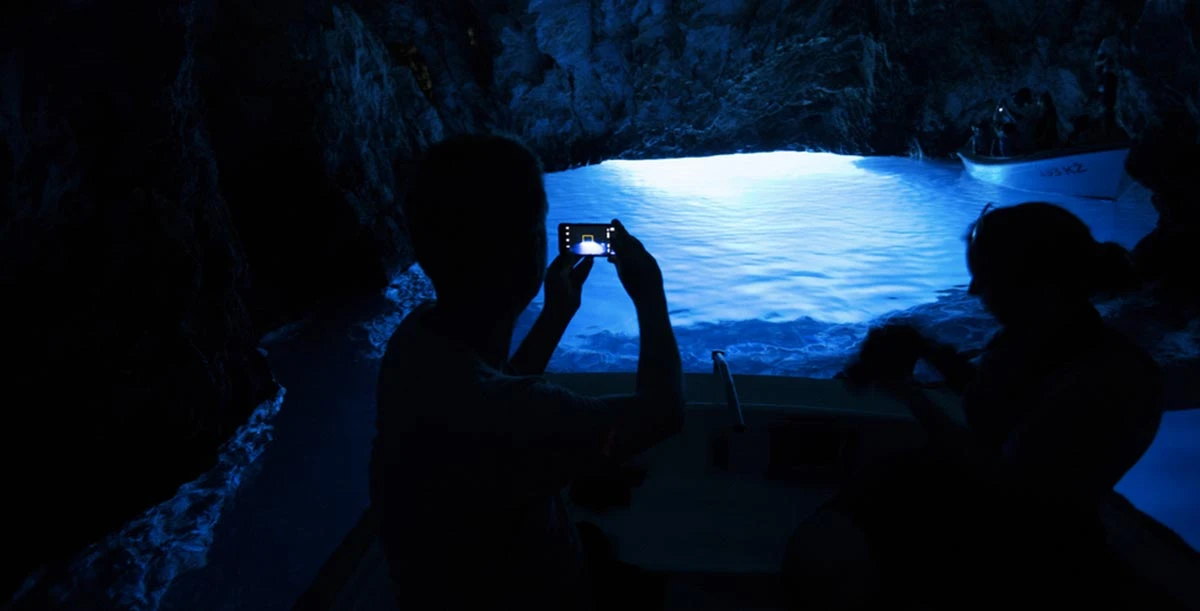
[1115,409,1200,550]
[368,152,1197,551]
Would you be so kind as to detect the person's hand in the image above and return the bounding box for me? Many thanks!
[840,323,929,388]
[542,252,594,323]
[608,219,666,308]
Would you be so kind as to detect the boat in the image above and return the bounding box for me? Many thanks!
[957,142,1133,200]
[296,353,1200,610]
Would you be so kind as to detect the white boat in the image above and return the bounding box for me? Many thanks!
[958,143,1132,200]
[297,364,1200,610]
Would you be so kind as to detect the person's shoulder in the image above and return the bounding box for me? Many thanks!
[377,303,479,392]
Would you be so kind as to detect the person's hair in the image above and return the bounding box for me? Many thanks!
[966,202,1138,299]
[401,134,547,297]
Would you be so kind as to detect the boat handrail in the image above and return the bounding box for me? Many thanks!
[956,140,1130,164]
[711,350,746,432]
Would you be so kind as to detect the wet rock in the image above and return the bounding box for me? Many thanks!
[353,0,1164,169]
[0,0,280,600]
[1,0,415,601]
[190,0,417,331]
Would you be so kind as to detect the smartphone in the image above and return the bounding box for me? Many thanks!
[558,223,616,256]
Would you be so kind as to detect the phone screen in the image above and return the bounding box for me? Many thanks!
[558,223,615,256]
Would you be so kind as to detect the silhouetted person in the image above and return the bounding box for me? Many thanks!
[991,99,1018,156]
[1010,88,1039,153]
[370,134,684,611]
[969,122,992,156]
[1034,91,1059,150]
[992,92,1039,156]
[785,203,1162,610]
[993,121,1018,156]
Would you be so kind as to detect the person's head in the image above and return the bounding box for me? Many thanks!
[402,134,548,320]
[965,203,1137,326]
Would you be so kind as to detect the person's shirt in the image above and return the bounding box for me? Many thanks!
[369,303,632,611]
[962,305,1163,502]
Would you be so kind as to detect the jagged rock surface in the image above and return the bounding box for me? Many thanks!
[359,0,1195,169]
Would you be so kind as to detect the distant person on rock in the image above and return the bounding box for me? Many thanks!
[1034,91,1060,150]
[783,203,1163,610]
[371,134,684,611]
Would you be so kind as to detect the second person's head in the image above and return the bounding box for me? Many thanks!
[965,202,1135,326]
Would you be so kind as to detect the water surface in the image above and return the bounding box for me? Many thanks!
[513,152,1158,376]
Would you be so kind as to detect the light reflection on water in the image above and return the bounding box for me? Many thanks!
[516,152,1157,376]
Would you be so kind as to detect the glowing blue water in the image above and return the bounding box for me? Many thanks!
[371,151,1189,374]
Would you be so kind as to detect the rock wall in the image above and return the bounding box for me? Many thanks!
[2,0,1197,604]
[358,0,1195,170]
[0,0,415,600]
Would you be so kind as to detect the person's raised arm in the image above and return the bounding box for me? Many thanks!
[840,323,977,392]
[508,254,594,376]
[489,220,684,500]
[607,218,685,456]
